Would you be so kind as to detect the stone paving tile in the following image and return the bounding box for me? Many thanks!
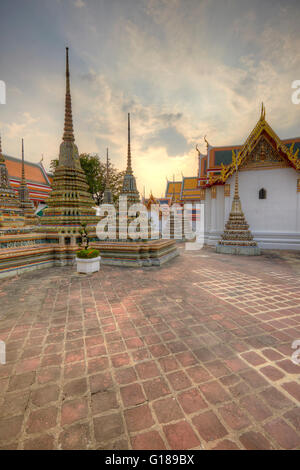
[0,246,300,449]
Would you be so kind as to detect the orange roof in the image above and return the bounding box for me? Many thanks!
[181,177,204,200]
[166,181,182,195]
[4,155,50,186]
[183,177,198,190]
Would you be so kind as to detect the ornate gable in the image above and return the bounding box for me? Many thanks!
[240,135,289,171]
[209,104,300,185]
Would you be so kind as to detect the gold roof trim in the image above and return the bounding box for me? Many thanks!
[209,105,300,185]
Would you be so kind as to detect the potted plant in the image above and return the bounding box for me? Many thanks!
[76,223,100,273]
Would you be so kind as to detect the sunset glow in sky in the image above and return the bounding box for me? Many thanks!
[1,0,300,196]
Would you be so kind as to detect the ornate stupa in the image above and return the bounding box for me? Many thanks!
[120,113,140,204]
[17,139,38,225]
[102,148,113,204]
[216,159,260,255]
[0,135,25,228]
[95,114,179,266]
[40,47,99,238]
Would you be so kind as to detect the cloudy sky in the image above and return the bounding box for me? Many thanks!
[1,0,300,195]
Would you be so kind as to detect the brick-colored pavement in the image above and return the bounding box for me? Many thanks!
[0,246,299,450]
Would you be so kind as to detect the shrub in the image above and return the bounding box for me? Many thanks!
[76,248,100,259]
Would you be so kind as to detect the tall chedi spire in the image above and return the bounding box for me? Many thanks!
[121,113,140,204]
[40,47,99,238]
[126,113,133,175]
[0,134,25,228]
[63,47,75,143]
[103,148,113,204]
[58,47,80,169]
[216,152,260,255]
[17,139,38,225]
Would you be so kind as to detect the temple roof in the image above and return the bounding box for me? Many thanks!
[203,139,300,175]
[165,181,182,202]
[4,154,52,187]
[208,104,300,186]
[180,177,203,200]
[164,104,300,200]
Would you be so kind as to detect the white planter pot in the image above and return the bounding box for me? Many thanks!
[76,256,100,274]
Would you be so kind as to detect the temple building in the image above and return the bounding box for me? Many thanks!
[1,153,52,208]
[165,104,300,250]
[0,135,25,228]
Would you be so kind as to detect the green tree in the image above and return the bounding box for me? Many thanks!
[49,153,125,205]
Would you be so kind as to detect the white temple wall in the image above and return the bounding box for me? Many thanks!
[203,189,212,244]
[205,167,300,250]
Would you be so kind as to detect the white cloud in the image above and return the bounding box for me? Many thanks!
[2,0,300,196]
[73,0,86,8]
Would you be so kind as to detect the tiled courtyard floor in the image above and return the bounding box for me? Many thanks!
[0,246,299,450]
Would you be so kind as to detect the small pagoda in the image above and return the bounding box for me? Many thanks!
[0,135,25,228]
[40,47,99,242]
[216,159,260,255]
[96,114,179,266]
[18,139,38,226]
[120,113,140,205]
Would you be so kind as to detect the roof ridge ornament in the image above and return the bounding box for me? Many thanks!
[260,102,266,121]
[204,135,210,151]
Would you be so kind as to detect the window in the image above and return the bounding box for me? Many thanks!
[259,188,267,199]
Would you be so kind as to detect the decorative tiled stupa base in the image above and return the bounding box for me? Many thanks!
[0,225,100,277]
[0,230,53,278]
[95,239,178,267]
[216,243,261,256]
[0,232,179,277]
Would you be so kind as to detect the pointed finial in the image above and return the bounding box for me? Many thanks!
[63,47,75,142]
[260,102,266,120]
[21,138,25,183]
[0,133,4,163]
[204,135,209,151]
[126,113,133,175]
[196,144,201,156]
